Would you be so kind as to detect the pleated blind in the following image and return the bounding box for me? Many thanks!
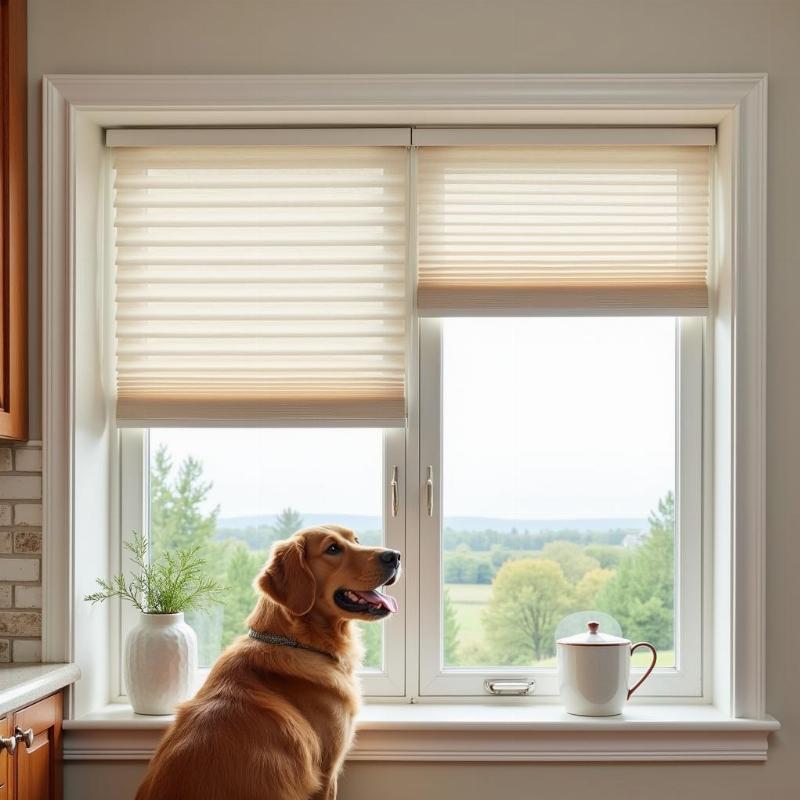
[416,145,712,315]
[111,145,409,425]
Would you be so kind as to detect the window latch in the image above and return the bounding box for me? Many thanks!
[484,679,536,696]
[390,466,399,518]
[426,466,434,517]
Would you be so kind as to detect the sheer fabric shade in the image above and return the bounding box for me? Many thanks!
[111,145,409,426]
[110,132,713,426]
[416,145,712,315]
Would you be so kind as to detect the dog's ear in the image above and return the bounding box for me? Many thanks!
[259,538,316,616]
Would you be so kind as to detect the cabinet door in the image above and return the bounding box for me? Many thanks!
[13,694,62,800]
[0,717,10,799]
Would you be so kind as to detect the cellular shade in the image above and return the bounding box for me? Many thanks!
[111,146,409,425]
[416,145,712,315]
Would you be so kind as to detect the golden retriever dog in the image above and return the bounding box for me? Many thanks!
[135,525,400,800]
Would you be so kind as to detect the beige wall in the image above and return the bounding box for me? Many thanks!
[28,1,800,798]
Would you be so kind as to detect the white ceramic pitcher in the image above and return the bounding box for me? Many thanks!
[557,621,657,716]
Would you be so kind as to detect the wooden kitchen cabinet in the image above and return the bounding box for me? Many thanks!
[0,716,10,799]
[0,0,28,441]
[0,692,63,800]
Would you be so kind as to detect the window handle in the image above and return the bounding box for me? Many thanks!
[426,466,434,517]
[390,466,399,518]
[484,679,536,696]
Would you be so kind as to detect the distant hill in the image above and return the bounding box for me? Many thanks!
[217,513,382,532]
[217,513,648,535]
[443,516,648,533]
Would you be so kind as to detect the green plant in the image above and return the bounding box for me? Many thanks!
[84,533,225,614]
[483,558,573,662]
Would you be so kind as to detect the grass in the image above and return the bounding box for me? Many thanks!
[445,582,675,668]
[446,583,492,653]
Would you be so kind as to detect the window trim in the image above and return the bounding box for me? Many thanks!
[42,74,767,740]
[63,701,779,763]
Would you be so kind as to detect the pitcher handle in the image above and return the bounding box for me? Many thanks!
[627,642,658,700]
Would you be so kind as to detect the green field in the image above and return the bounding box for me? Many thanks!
[445,582,493,651]
[446,582,674,668]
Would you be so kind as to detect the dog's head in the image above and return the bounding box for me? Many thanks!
[258,525,401,620]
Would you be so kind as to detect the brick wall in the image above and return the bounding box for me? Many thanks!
[0,442,42,662]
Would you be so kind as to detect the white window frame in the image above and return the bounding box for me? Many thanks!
[418,316,704,697]
[110,132,705,702]
[43,73,774,762]
[107,126,411,699]
[114,427,407,700]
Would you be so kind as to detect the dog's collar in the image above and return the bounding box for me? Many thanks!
[248,629,339,663]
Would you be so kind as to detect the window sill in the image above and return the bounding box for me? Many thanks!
[62,703,780,763]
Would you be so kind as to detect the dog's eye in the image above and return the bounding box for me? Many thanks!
[326,543,342,555]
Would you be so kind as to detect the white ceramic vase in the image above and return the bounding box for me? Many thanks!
[125,612,198,715]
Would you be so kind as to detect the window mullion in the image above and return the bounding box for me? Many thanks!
[360,428,407,697]
[418,319,446,695]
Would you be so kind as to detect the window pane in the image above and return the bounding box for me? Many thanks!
[147,428,385,669]
[441,318,676,669]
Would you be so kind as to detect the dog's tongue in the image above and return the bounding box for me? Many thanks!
[353,590,398,613]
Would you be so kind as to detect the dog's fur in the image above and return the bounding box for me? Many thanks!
[135,525,400,800]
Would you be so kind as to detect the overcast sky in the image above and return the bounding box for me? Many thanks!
[152,317,675,522]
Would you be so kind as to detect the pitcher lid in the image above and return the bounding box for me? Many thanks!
[557,620,630,646]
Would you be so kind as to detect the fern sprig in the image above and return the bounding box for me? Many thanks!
[84,533,225,614]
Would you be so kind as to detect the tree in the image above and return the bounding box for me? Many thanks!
[584,544,625,570]
[574,567,614,609]
[150,445,219,557]
[490,544,510,569]
[443,546,479,583]
[596,492,675,649]
[357,621,381,669]
[539,541,600,584]
[443,588,461,665]
[149,445,228,662]
[483,559,573,663]
[219,541,265,649]
[149,445,174,554]
[649,491,675,537]
[475,560,494,585]
[273,507,304,539]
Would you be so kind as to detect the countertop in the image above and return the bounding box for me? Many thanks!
[0,663,80,717]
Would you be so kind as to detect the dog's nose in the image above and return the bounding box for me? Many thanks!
[380,549,401,566]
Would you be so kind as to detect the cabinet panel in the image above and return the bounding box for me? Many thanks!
[13,693,62,800]
[15,733,48,800]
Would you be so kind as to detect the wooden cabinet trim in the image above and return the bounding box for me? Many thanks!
[0,716,10,796]
[0,0,27,441]
[12,695,58,737]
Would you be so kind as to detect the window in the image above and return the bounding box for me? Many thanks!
[111,135,410,698]
[112,129,710,702]
[118,427,406,697]
[419,316,703,696]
